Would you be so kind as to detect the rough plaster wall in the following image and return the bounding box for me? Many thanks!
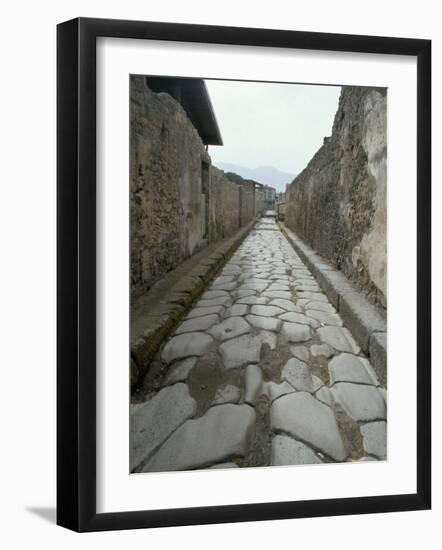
[255,188,265,215]
[209,166,240,240]
[359,91,387,300]
[130,76,208,301]
[285,87,387,308]
[239,181,256,226]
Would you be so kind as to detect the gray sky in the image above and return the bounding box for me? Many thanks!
[206,79,341,176]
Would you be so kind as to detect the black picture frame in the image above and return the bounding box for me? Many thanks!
[57,17,431,532]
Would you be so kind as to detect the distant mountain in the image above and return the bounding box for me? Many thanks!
[215,162,295,193]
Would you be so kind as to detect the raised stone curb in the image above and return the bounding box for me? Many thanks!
[314,269,352,309]
[369,332,387,388]
[339,291,386,354]
[131,219,256,389]
[279,223,387,387]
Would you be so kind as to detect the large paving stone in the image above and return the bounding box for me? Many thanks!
[310,343,335,358]
[239,280,270,291]
[163,357,197,385]
[219,334,263,369]
[379,387,387,405]
[197,296,232,308]
[271,276,290,283]
[306,309,343,327]
[293,277,316,285]
[262,290,293,300]
[225,304,248,317]
[360,421,387,459]
[271,434,322,466]
[290,345,310,362]
[212,384,241,406]
[221,265,241,275]
[305,301,336,313]
[269,298,301,312]
[237,296,269,305]
[332,383,386,422]
[315,386,334,407]
[210,282,237,291]
[202,290,230,300]
[238,273,263,282]
[328,353,375,385]
[130,383,197,470]
[250,305,285,317]
[270,392,347,461]
[162,332,213,363]
[281,322,312,343]
[212,275,235,285]
[268,274,289,281]
[361,359,381,386]
[282,358,323,392]
[295,287,323,296]
[279,311,320,328]
[255,273,273,280]
[186,305,224,319]
[175,314,219,335]
[233,289,256,299]
[297,291,328,302]
[317,326,361,354]
[143,404,256,472]
[262,381,296,403]
[292,270,311,278]
[267,283,290,291]
[209,316,251,341]
[246,314,281,332]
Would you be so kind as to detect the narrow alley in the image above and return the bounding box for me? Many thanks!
[131,214,387,473]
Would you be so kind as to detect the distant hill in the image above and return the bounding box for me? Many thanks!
[215,162,295,192]
[223,171,260,187]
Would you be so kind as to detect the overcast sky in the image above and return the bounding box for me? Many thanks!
[206,79,341,176]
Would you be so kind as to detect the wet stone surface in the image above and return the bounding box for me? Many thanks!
[131,218,387,472]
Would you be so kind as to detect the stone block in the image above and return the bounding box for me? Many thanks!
[339,291,386,353]
[369,331,387,387]
[270,392,347,461]
[170,275,202,295]
[130,383,197,471]
[314,268,353,309]
[271,435,322,466]
[143,404,256,472]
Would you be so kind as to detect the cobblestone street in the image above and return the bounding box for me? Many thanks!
[131,216,387,473]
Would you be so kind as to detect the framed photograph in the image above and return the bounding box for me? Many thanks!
[57,17,431,532]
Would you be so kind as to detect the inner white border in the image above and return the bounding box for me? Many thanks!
[97,37,417,514]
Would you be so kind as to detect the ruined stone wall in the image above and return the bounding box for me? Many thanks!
[209,166,240,241]
[130,76,209,301]
[239,180,256,226]
[221,171,256,225]
[130,76,255,302]
[285,87,387,308]
[255,187,265,216]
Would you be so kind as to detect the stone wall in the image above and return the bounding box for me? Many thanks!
[255,186,266,215]
[130,76,255,302]
[208,166,240,241]
[285,86,387,309]
[239,180,256,226]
